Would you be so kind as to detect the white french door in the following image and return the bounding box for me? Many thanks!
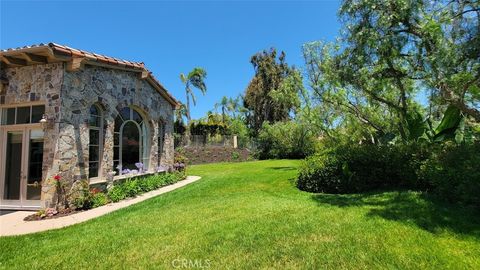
[0,126,44,209]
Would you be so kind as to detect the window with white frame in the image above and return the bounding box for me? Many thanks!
[88,104,103,178]
[113,107,149,174]
[0,105,45,125]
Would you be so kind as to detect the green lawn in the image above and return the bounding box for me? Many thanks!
[1,160,479,269]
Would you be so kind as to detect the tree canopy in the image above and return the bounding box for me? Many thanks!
[243,48,302,134]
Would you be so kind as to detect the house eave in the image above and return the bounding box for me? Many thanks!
[0,43,180,108]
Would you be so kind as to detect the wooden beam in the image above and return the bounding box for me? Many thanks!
[138,70,149,79]
[66,57,85,72]
[5,56,27,66]
[22,53,48,64]
[1,55,27,66]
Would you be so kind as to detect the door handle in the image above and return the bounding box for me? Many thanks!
[26,181,42,188]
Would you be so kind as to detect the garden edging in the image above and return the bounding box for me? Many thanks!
[0,176,201,237]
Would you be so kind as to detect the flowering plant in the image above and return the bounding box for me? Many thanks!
[90,188,101,194]
[45,208,58,217]
[135,162,144,173]
[52,174,68,209]
[53,174,62,187]
[37,207,58,218]
[156,165,167,173]
[173,163,186,171]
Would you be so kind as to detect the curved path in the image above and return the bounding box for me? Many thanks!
[0,176,201,237]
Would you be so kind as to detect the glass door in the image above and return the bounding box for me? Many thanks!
[0,128,43,209]
[26,130,44,201]
[3,131,23,202]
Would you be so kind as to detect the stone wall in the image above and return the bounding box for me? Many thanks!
[1,63,63,208]
[53,64,174,207]
[1,63,175,208]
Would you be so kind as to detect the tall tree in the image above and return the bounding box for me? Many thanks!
[244,48,301,134]
[215,96,229,124]
[303,41,397,141]
[174,103,188,124]
[227,96,242,118]
[302,0,479,143]
[180,67,207,124]
[338,0,480,123]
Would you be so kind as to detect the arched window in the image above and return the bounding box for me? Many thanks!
[114,107,149,174]
[89,104,103,178]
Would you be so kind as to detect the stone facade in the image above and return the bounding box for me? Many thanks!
[1,62,175,208]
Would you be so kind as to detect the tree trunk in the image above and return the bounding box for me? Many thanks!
[186,90,191,124]
[222,107,225,124]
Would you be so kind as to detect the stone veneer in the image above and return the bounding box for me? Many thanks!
[1,63,175,208]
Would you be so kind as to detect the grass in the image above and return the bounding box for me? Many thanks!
[1,160,479,269]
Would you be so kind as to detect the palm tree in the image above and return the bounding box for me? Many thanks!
[215,96,229,124]
[175,103,187,123]
[228,96,242,118]
[180,67,207,124]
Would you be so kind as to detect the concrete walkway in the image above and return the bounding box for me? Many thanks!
[0,176,201,237]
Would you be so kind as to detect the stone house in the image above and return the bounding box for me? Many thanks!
[0,43,179,210]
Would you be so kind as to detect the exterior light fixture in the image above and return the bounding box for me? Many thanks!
[39,114,48,129]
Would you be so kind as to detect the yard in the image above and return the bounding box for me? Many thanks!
[1,160,479,269]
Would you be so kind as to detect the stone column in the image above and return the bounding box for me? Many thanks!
[101,116,115,178]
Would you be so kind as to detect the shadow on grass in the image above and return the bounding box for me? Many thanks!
[268,166,297,171]
[312,191,480,237]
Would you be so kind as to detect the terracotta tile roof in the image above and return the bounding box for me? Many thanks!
[0,43,179,108]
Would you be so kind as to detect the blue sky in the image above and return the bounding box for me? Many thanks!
[1,0,341,119]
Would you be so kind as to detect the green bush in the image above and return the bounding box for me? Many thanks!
[229,118,250,148]
[69,181,111,210]
[297,142,479,208]
[256,121,316,159]
[107,185,127,203]
[91,192,109,208]
[419,142,480,207]
[107,173,185,203]
[297,143,428,193]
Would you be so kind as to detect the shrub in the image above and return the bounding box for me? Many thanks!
[70,180,94,210]
[69,181,110,210]
[107,185,127,203]
[229,118,250,148]
[174,151,188,171]
[419,142,480,207]
[107,173,184,203]
[297,141,479,208]
[297,143,428,194]
[91,192,109,208]
[256,121,316,159]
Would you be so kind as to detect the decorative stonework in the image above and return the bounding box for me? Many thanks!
[1,63,175,208]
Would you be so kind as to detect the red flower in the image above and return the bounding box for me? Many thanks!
[53,175,61,181]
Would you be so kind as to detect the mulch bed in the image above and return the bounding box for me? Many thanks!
[24,208,83,221]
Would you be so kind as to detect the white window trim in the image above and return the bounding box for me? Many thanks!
[88,104,104,181]
[0,103,46,126]
[114,107,150,175]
